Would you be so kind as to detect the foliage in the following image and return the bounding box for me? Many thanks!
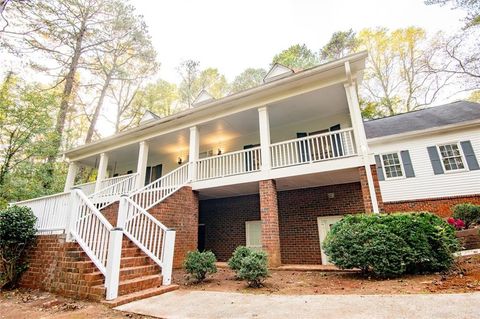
[272,44,318,70]
[230,68,267,93]
[183,250,217,282]
[357,27,452,117]
[452,203,480,228]
[323,213,459,277]
[237,251,268,288]
[426,0,480,28]
[228,246,253,273]
[177,60,200,108]
[320,29,358,61]
[447,217,465,230]
[0,205,37,289]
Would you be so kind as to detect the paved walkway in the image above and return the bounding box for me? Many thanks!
[116,290,480,319]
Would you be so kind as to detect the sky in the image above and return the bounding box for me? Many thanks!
[130,0,465,83]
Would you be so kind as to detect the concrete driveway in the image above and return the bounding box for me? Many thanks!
[116,290,480,319]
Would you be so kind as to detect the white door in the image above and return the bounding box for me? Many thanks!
[317,215,342,265]
[245,220,262,251]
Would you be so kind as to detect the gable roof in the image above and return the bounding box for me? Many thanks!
[364,101,480,139]
[263,63,294,83]
[139,110,160,124]
[192,90,215,106]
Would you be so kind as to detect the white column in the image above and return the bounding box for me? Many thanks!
[344,83,379,214]
[188,126,199,182]
[258,106,271,171]
[95,153,109,193]
[136,141,149,189]
[64,161,78,192]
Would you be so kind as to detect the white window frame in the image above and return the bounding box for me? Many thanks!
[436,142,467,174]
[380,151,405,180]
[245,220,262,251]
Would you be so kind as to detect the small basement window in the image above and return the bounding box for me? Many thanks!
[245,221,262,251]
[381,152,404,179]
[438,143,465,172]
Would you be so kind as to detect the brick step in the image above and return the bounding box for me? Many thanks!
[102,285,179,307]
[84,264,160,284]
[120,256,152,268]
[90,274,163,297]
[121,247,145,258]
[117,274,163,296]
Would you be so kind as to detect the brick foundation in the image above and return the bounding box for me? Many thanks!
[456,228,480,250]
[148,186,199,268]
[383,194,480,218]
[359,164,384,213]
[199,194,260,261]
[259,180,282,267]
[19,235,105,301]
[277,182,365,264]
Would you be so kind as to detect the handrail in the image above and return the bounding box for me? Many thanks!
[70,189,113,275]
[89,173,139,209]
[196,146,261,163]
[13,191,70,205]
[270,128,354,147]
[130,163,189,210]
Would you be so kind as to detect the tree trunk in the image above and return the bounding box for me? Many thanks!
[85,70,113,143]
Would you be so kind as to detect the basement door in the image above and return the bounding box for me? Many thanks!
[317,215,342,265]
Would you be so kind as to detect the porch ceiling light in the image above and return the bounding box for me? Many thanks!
[177,157,183,165]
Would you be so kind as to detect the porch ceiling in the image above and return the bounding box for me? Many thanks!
[197,167,360,200]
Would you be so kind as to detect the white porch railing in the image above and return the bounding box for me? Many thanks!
[89,173,139,209]
[69,189,113,275]
[270,128,356,169]
[74,181,96,196]
[196,147,261,181]
[14,192,71,234]
[118,196,175,285]
[130,164,189,211]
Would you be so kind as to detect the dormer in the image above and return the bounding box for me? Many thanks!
[193,90,215,107]
[263,63,294,83]
[139,110,160,124]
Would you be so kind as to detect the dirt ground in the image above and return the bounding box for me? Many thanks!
[0,289,154,319]
[174,255,480,295]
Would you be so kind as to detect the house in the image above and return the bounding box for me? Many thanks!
[14,51,480,304]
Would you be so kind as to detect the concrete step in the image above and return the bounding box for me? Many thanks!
[102,285,179,307]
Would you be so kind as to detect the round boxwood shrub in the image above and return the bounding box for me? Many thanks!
[228,246,253,274]
[452,203,480,228]
[183,250,217,283]
[237,251,268,288]
[323,212,459,278]
[0,205,37,289]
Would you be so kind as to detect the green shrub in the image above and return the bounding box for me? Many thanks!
[0,205,37,289]
[183,250,217,282]
[228,246,253,274]
[453,203,480,228]
[323,213,459,278]
[237,251,268,288]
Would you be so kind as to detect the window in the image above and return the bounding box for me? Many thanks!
[438,143,465,171]
[381,152,404,179]
[245,221,262,251]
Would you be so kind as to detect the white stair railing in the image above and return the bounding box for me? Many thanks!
[130,164,189,210]
[14,192,71,234]
[69,189,114,275]
[118,196,175,285]
[89,173,139,209]
[74,181,96,196]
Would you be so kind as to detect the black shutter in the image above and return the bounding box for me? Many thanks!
[154,164,163,180]
[400,150,415,178]
[427,146,444,175]
[144,166,152,185]
[460,141,480,171]
[329,124,342,157]
[374,155,385,181]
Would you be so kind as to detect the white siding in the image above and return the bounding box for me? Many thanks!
[369,126,480,202]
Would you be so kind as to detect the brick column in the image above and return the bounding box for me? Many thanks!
[259,179,281,267]
[359,165,384,213]
[148,186,199,268]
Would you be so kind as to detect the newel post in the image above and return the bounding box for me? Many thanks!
[65,188,80,242]
[105,227,123,301]
[162,229,176,285]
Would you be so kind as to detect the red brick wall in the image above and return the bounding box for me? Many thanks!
[277,182,365,264]
[19,235,104,301]
[101,201,119,225]
[359,165,384,213]
[199,194,260,261]
[259,180,282,267]
[456,228,480,250]
[148,186,199,268]
[383,194,480,218]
